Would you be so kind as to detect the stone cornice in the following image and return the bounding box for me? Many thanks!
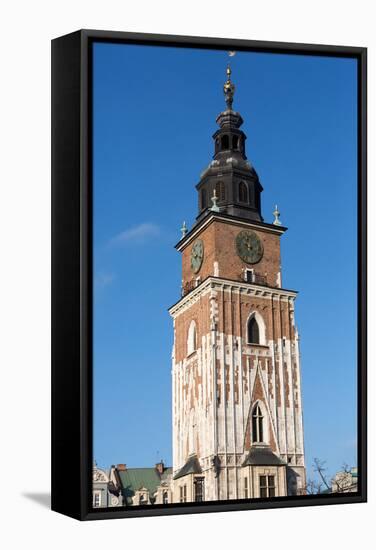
[175,212,287,252]
[169,276,298,318]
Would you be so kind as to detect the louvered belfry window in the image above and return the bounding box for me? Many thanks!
[215,181,226,202]
[239,181,248,203]
[221,135,229,150]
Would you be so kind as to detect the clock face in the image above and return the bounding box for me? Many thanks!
[190,239,204,273]
[235,230,263,264]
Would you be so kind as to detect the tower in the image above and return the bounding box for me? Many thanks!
[169,65,306,502]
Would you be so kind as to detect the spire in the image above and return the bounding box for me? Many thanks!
[217,58,242,130]
[223,63,235,111]
[195,57,264,225]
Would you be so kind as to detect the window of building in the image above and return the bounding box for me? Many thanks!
[244,477,249,499]
[215,181,226,202]
[252,404,264,443]
[244,269,254,283]
[259,475,276,498]
[187,320,197,355]
[139,494,145,505]
[232,135,239,149]
[255,190,261,211]
[194,477,205,502]
[163,491,168,504]
[247,316,260,344]
[239,181,248,203]
[201,188,207,210]
[93,492,101,507]
[221,135,229,150]
[180,485,187,503]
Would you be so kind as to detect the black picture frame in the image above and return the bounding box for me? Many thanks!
[51,29,367,521]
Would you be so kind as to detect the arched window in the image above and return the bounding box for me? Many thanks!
[187,320,197,355]
[247,317,260,344]
[163,491,168,504]
[255,190,261,211]
[238,181,248,203]
[221,135,229,150]
[232,135,239,149]
[201,189,207,210]
[215,181,226,202]
[252,404,264,443]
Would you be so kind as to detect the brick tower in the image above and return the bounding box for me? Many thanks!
[169,65,306,503]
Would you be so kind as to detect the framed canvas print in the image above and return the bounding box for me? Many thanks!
[51,30,367,520]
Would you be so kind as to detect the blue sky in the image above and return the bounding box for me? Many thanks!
[93,42,358,484]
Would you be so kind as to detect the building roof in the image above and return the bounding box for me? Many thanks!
[242,445,286,467]
[117,467,172,505]
[173,454,202,480]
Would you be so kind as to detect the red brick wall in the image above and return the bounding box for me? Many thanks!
[181,219,282,288]
[174,293,211,363]
[174,289,296,363]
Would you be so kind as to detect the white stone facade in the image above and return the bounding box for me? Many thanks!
[169,277,306,502]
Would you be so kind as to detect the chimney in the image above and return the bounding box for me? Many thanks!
[117,464,127,471]
[155,461,165,475]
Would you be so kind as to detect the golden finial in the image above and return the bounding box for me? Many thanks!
[224,54,235,110]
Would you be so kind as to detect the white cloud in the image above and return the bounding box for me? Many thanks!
[109,222,161,246]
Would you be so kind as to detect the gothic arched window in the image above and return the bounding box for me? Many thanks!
[187,320,197,355]
[239,181,248,203]
[215,181,226,203]
[247,317,260,344]
[201,189,207,210]
[221,135,229,150]
[252,404,264,443]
